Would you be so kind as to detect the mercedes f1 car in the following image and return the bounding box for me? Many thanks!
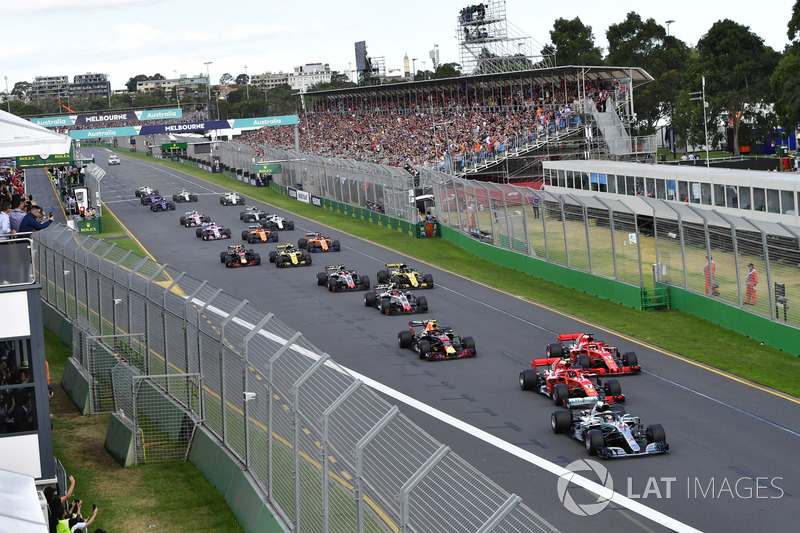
[150,198,176,212]
[519,357,624,408]
[546,333,641,375]
[316,265,370,291]
[260,214,295,231]
[551,402,669,459]
[268,244,312,267]
[377,262,434,290]
[220,192,246,205]
[365,284,428,315]
[242,225,279,243]
[179,211,211,227]
[220,244,261,268]
[135,186,159,197]
[173,188,198,202]
[198,223,232,240]
[239,206,267,223]
[397,319,475,361]
[298,232,340,252]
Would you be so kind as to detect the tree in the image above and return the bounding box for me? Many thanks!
[546,17,603,66]
[11,81,31,100]
[236,73,249,86]
[771,42,800,131]
[265,84,299,115]
[307,71,357,92]
[126,74,149,92]
[219,73,234,86]
[434,63,462,79]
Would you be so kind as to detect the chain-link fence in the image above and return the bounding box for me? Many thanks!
[34,226,558,533]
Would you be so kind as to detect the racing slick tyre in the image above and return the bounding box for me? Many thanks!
[253,253,261,266]
[220,252,227,263]
[604,379,622,397]
[332,240,340,251]
[423,273,434,287]
[328,278,337,292]
[417,295,428,312]
[141,198,147,205]
[381,299,391,315]
[551,409,572,434]
[646,424,666,444]
[317,273,328,286]
[298,238,307,249]
[585,429,605,456]
[364,292,377,307]
[203,216,211,223]
[546,343,564,358]
[305,255,312,266]
[519,369,538,391]
[552,383,570,406]
[135,190,141,197]
[225,229,232,237]
[151,205,157,212]
[190,195,198,202]
[268,251,278,263]
[398,329,413,348]
[220,197,226,205]
[248,235,256,244]
[154,190,159,196]
[288,221,294,230]
[239,211,246,220]
[622,352,638,368]
[196,228,203,238]
[359,275,370,290]
[225,256,233,268]
[202,233,209,241]
[239,198,246,205]
[418,339,431,360]
[377,270,389,283]
[462,336,476,353]
[391,275,402,286]
[242,231,250,240]
[180,216,186,225]
[577,354,591,370]
[173,195,179,202]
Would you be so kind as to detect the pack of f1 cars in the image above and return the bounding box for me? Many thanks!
[519,357,624,408]
[397,319,475,360]
[179,211,211,227]
[108,154,120,165]
[551,402,668,458]
[140,193,161,205]
[269,244,312,267]
[260,214,295,231]
[134,186,158,197]
[298,232,340,252]
[220,244,261,268]
[173,188,198,202]
[220,192,246,206]
[150,198,176,212]
[196,223,232,240]
[239,206,267,223]
[242,225,279,243]
[316,265,370,291]
[365,284,428,315]
[377,262,434,289]
[546,333,641,375]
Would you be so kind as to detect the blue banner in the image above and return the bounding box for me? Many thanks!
[232,115,299,128]
[138,108,183,121]
[30,116,74,127]
[69,127,139,139]
[139,120,231,134]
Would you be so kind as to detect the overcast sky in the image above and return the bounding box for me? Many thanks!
[2,0,795,91]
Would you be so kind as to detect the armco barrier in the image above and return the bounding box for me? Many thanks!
[60,358,91,415]
[104,413,135,467]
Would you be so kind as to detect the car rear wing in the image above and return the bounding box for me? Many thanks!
[373,283,395,292]
[567,396,600,407]
[531,357,563,368]
[385,262,407,269]
[247,225,261,230]
[325,264,347,273]
[277,244,294,250]
[408,319,438,328]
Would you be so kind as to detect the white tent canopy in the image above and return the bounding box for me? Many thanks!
[0,108,71,158]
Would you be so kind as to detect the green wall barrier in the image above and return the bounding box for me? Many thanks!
[41,300,72,346]
[60,358,90,415]
[104,413,135,467]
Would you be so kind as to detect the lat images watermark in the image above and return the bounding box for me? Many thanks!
[558,459,785,516]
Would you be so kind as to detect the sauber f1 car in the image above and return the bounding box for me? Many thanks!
[519,357,624,408]
[180,211,211,227]
[365,284,428,315]
[242,225,279,243]
[220,244,261,268]
[547,333,641,375]
[269,244,312,267]
[150,198,176,212]
[551,402,668,459]
[260,214,294,231]
[197,223,232,240]
[377,262,434,289]
[173,188,198,202]
[220,192,246,205]
[135,186,159,197]
[316,265,370,291]
[397,319,475,361]
[298,232,340,252]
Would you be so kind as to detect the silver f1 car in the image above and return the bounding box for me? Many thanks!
[365,283,427,314]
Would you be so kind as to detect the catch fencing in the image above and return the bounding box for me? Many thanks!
[33,226,558,533]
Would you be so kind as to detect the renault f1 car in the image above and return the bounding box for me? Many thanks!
[260,214,295,231]
[173,188,198,202]
[268,244,312,267]
[366,284,428,315]
[519,357,624,408]
[397,319,475,360]
[220,244,261,268]
[135,186,159,197]
[150,198,176,212]
[298,232,340,252]
[546,333,641,375]
[220,192,246,206]
[140,193,161,205]
[198,223,232,240]
[242,225,279,243]
[551,402,669,458]
[180,211,211,227]
[239,206,267,223]
[377,262,434,290]
[316,265,370,291]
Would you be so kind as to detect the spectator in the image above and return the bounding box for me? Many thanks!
[10,392,34,432]
[744,263,758,305]
[0,201,13,239]
[703,256,717,296]
[45,475,75,533]
[9,197,26,231]
[18,205,54,233]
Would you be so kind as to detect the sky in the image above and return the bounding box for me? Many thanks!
[2,0,796,92]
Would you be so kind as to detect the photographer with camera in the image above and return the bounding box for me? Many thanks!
[18,204,54,233]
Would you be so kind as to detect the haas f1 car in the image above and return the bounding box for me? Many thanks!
[365,284,428,315]
[242,225,279,243]
[520,357,624,408]
[377,262,434,290]
[299,232,340,252]
[551,402,669,459]
[220,244,261,268]
[547,333,641,375]
[398,319,475,361]
[316,265,370,291]
[269,244,312,267]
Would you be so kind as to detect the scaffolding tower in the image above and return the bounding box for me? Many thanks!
[456,0,553,75]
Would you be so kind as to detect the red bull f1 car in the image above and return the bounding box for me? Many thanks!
[220,244,261,268]
[269,244,312,267]
[519,357,624,408]
[316,265,370,291]
[377,262,434,289]
[547,333,641,375]
[397,319,475,361]
[298,232,340,252]
[365,284,428,315]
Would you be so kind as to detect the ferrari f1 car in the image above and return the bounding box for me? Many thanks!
[551,402,669,458]
[260,213,294,231]
[242,225,279,243]
[220,244,261,268]
[377,262,434,290]
[197,223,232,240]
[150,198,176,212]
[397,319,475,361]
[316,265,370,291]
[298,232,340,252]
[179,211,211,227]
[546,333,641,375]
[220,191,246,206]
[365,284,428,315]
[173,188,198,202]
[519,357,624,408]
[268,244,312,267]
[239,206,267,223]
[135,186,159,197]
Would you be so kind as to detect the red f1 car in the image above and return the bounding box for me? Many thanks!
[546,333,641,375]
[520,357,624,408]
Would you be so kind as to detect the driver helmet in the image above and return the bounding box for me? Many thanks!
[235,244,244,253]
[425,320,438,331]
[603,414,615,422]
[315,233,321,238]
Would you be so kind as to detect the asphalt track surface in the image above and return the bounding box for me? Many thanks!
[32,153,800,532]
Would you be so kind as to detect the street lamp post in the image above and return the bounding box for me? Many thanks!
[412,58,417,81]
[5,76,10,112]
[204,61,213,118]
[245,65,249,100]
[666,20,675,37]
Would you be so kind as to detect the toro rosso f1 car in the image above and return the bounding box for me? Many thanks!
[547,333,641,375]
[551,402,669,459]
[150,198,176,212]
[220,244,261,268]
[269,244,312,267]
[366,284,428,315]
[377,262,434,289]
[316,265,370,291]
[519,357,624,408]
[298,232,340,252]
[242,225,279,243]
[397,319,475,361]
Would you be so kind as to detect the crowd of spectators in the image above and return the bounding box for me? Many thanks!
[44,474,103,533]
